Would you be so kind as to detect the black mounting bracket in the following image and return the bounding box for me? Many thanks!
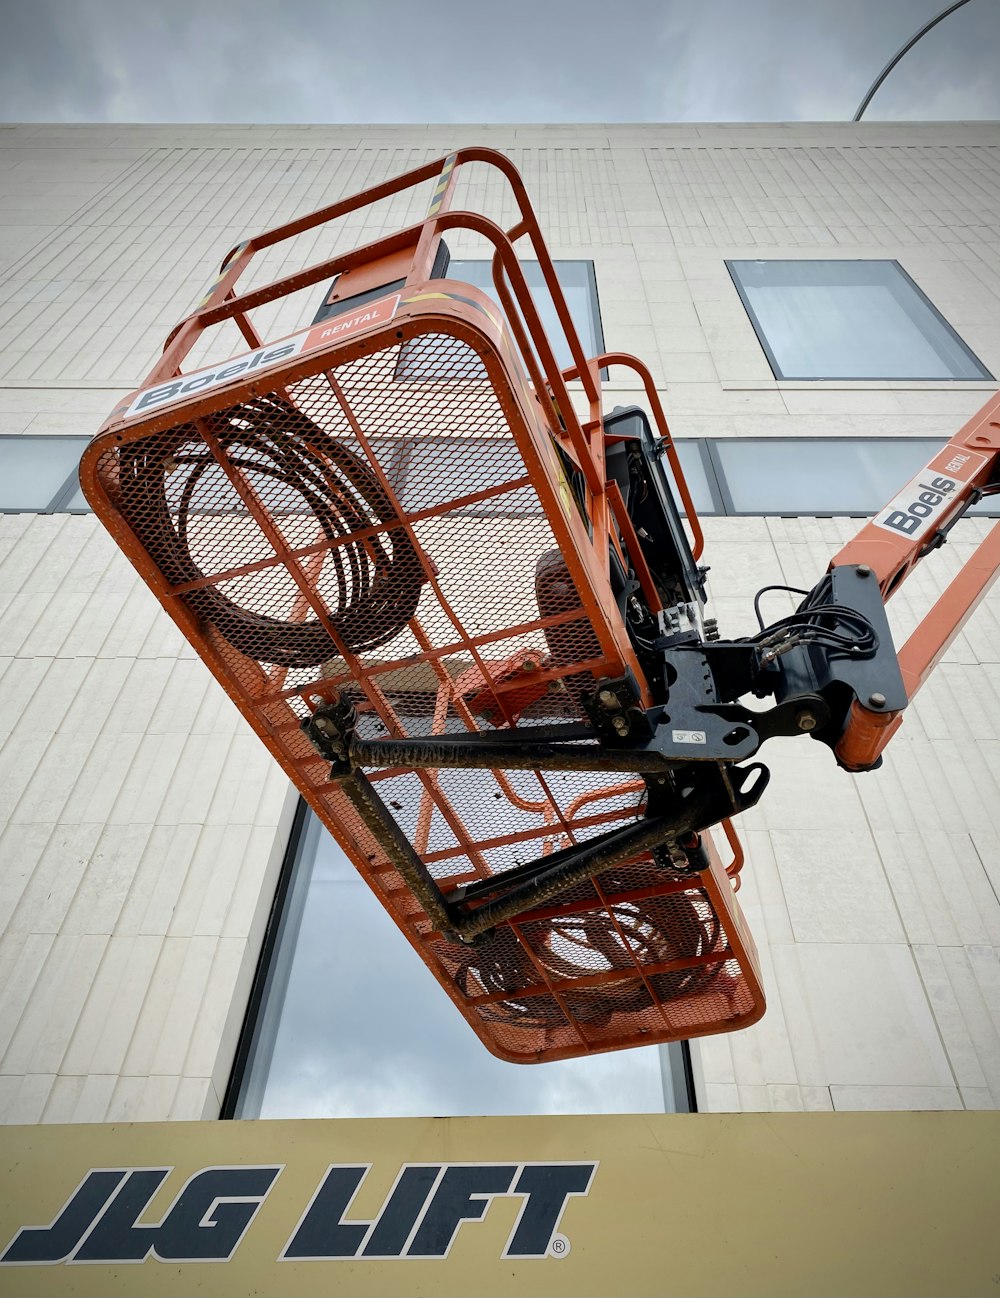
[296,559,907,938]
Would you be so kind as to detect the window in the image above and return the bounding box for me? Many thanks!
[225,805,696,1119]
[0,436,92,512]
[671,441,721,517]
[4,434,996,520]
[706,438,999,517]
[727,260,993,381]
[449,260,605,375]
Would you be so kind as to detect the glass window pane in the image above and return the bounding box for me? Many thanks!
[383,434,713,521]
[716,439,944,515]
[58,483,91,511]
[55,456,93,513]
[236,811,681,1119]
[672,441,717,517]
[390,436,541,517]
[0,436,91,510]
[449,260,603,374]
[727,261,992,381]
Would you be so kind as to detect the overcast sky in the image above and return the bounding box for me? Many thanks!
[1,0,998,124]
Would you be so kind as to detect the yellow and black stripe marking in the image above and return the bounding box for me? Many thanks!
[401,289,503,335]
[426,154,457,217]
[197,239,250,309]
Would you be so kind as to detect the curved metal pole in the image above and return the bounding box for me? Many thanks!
[853,0,975,121]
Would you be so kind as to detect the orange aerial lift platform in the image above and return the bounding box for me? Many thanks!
[81,149,1000,1064]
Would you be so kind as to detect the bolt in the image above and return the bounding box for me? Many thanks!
[856,564,872,578]
[868,692,886,709]
[612,715,630,736]
[599,689,618,708]
[795,709,817,732]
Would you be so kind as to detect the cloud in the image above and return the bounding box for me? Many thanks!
[252,868,668,1121]
[857,0,1000,121]
[654,0,1000,122]
[0,0,997,124]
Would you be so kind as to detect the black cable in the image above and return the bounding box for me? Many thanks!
[753,583,812,631]
[451,877,728,1030]
[749,579,879,662]
[116,394,424,667]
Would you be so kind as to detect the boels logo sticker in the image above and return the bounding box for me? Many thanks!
[873,446,988,541]
[123,293,401,421]
[0,1160,596,1267]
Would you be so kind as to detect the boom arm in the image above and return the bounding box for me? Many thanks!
[829,393,1000,770]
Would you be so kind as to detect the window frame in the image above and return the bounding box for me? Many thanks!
[725,258,994,383]
[3,434,996,520]
[676,439,726,517]
[221,798,311,1120]
[0,434,93,514]
[222,797,699,1119]
[447,257,608,379]
[704,436,1000,518]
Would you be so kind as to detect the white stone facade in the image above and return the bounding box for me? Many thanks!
[0,121,998,1121]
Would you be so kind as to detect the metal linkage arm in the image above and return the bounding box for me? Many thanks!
[299,696,772,941]
[329,757,767,944]
[302,684,829,778]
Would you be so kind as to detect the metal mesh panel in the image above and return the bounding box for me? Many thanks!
[87,324,763,1061]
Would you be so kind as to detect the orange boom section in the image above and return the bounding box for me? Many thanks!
[81,150,763,1062]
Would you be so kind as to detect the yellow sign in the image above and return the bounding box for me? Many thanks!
[0,1112,997,1297]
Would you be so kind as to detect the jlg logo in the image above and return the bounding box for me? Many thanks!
[0,1160,596,1266]
[283,1161,595,1260]
[0,1166,279,1266]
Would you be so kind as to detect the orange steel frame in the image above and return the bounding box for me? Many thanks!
[82,148,764,1062]
[79,146,1000,1064]
[832,392,1000,771]
[101,147,703,709]
[82,148,765,1063]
